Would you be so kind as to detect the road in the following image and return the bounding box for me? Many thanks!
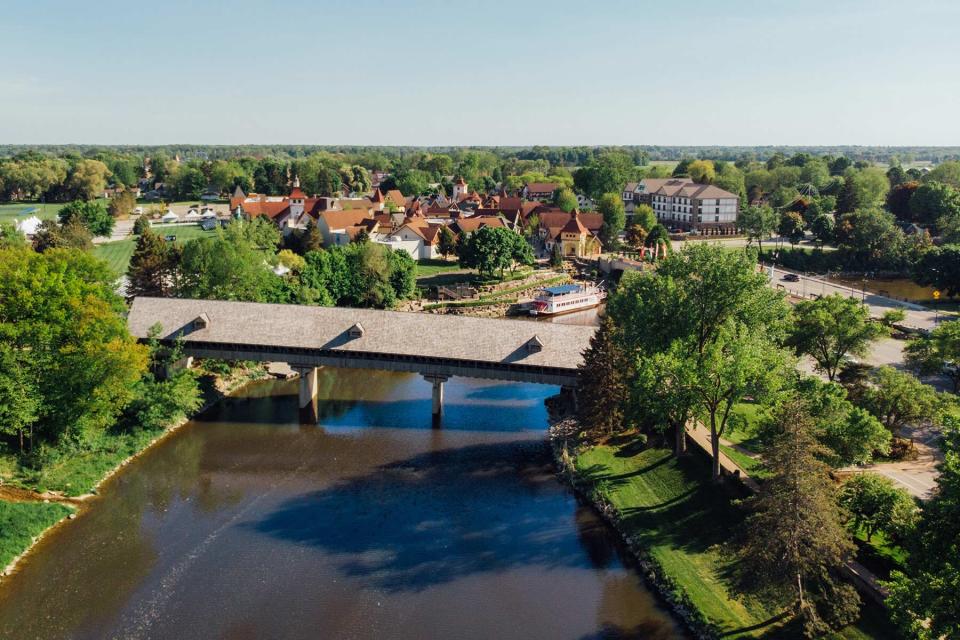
[767,265,943,332]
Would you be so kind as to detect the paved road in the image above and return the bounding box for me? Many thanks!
[767,265,944,332]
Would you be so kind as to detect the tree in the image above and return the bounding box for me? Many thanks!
[687,159,715,184]
[597,193,626,247]
[0,343,39,452]
[298,220,323,254]
[859,366,941,435]
[880,307,906,328]
[643,224,670,257]
[738,205,777,255]
[738,397,860,637]
[437,225,457,259]
[912,244,960,297]
[632,203,656,232]
[786,295,882,381]
[554,187,578,213]
[66,159,111,200]
[0,247,148,445]
[576,317,630,440]
[887,181,921,220]
[624,224,647,250]
[458,226,532,279]
[58,199,114,237]
[778,211,806,247]
[810,213,835,246]
[387,248,417,299]
[177,222,281,302]
[108,189,137,219]
[549,242,564,268]
[0,223,27,250]
[32,218,93,252]
[839,474,918,543]
[133,215,152,235]
[834,207,906,270]
[884,418,960,639]
[910,182,960,227]
[790,377,890,466]
[608,245,790,473]
[127,228,178,298]
[925,160,960,187]
[905,320,960,393]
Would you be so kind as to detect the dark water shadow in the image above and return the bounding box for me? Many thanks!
[247,441,614,592]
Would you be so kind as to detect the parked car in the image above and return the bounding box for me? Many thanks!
[782,273,800,282]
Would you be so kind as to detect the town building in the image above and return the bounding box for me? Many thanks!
[522,182,559,201]
[623,178,739,235]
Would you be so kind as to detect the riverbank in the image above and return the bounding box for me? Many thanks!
[0,362,267,581]
[550,421,897,639]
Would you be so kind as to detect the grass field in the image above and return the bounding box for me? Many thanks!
[415,258,463,278]
[92,224,218,274]
[724,402,766,453]
[0,202,61,225]
[0,500,73,569]
[574,443,896,639]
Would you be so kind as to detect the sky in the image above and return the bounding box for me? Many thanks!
[2,0,959,146]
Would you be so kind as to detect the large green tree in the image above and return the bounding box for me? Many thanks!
[58,199,114,237]
[912,244,960,297]
[785,295,884,381]
[885,419,960,639]
[127,228,179,298]
[0,247,147,445]
[738,204,777,255]
[458,226,533,279]
[576,317,631,440]
[839,473,918,543]
[597,193,626,247]
[859,366,942,435]
[738,398,860,638]
[905,320,960,393]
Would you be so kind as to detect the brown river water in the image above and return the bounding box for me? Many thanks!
[0,368,683,640]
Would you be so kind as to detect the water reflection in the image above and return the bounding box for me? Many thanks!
[0,369,684,640]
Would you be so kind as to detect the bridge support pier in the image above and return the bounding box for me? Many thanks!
[561,386,579,414]
[292,365,319,424]
[423,374,449,427]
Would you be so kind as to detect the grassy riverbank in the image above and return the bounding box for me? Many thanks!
[573,443,897,639]
[0,501,73,570]
[0,361,267,583]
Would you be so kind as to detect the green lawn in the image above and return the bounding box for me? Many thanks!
[0,500,73,569]
[92,224,218,274]
[720,444,770,480]
[415,258,463,278]
[724,402,766,453]
[0,202,61,225]
[574,443,897,639]
[575,445,773,637]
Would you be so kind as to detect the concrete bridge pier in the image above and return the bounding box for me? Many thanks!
[423,374,449,427]
[292,365,319,424]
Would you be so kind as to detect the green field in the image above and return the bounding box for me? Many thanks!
[0,500,73,569]
[0,202,61,225]
[574,443,895,639]
[415,258,463,278]
[724,402,766,453]
[93,224,218,274]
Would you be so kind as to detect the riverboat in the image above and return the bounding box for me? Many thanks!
[529,283,605,317]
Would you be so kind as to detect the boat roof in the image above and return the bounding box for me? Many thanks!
[543,284,582,295]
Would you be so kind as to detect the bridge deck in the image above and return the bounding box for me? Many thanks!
[127,297,596,386]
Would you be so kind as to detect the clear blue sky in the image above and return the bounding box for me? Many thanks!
[2,0,958,145]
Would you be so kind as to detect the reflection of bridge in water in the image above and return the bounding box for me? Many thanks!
[128,297,596,423]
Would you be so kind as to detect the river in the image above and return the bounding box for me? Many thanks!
[0,369,683,639]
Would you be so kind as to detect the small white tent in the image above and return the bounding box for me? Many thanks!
[161,211,179,223]
[14,216,42,236]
